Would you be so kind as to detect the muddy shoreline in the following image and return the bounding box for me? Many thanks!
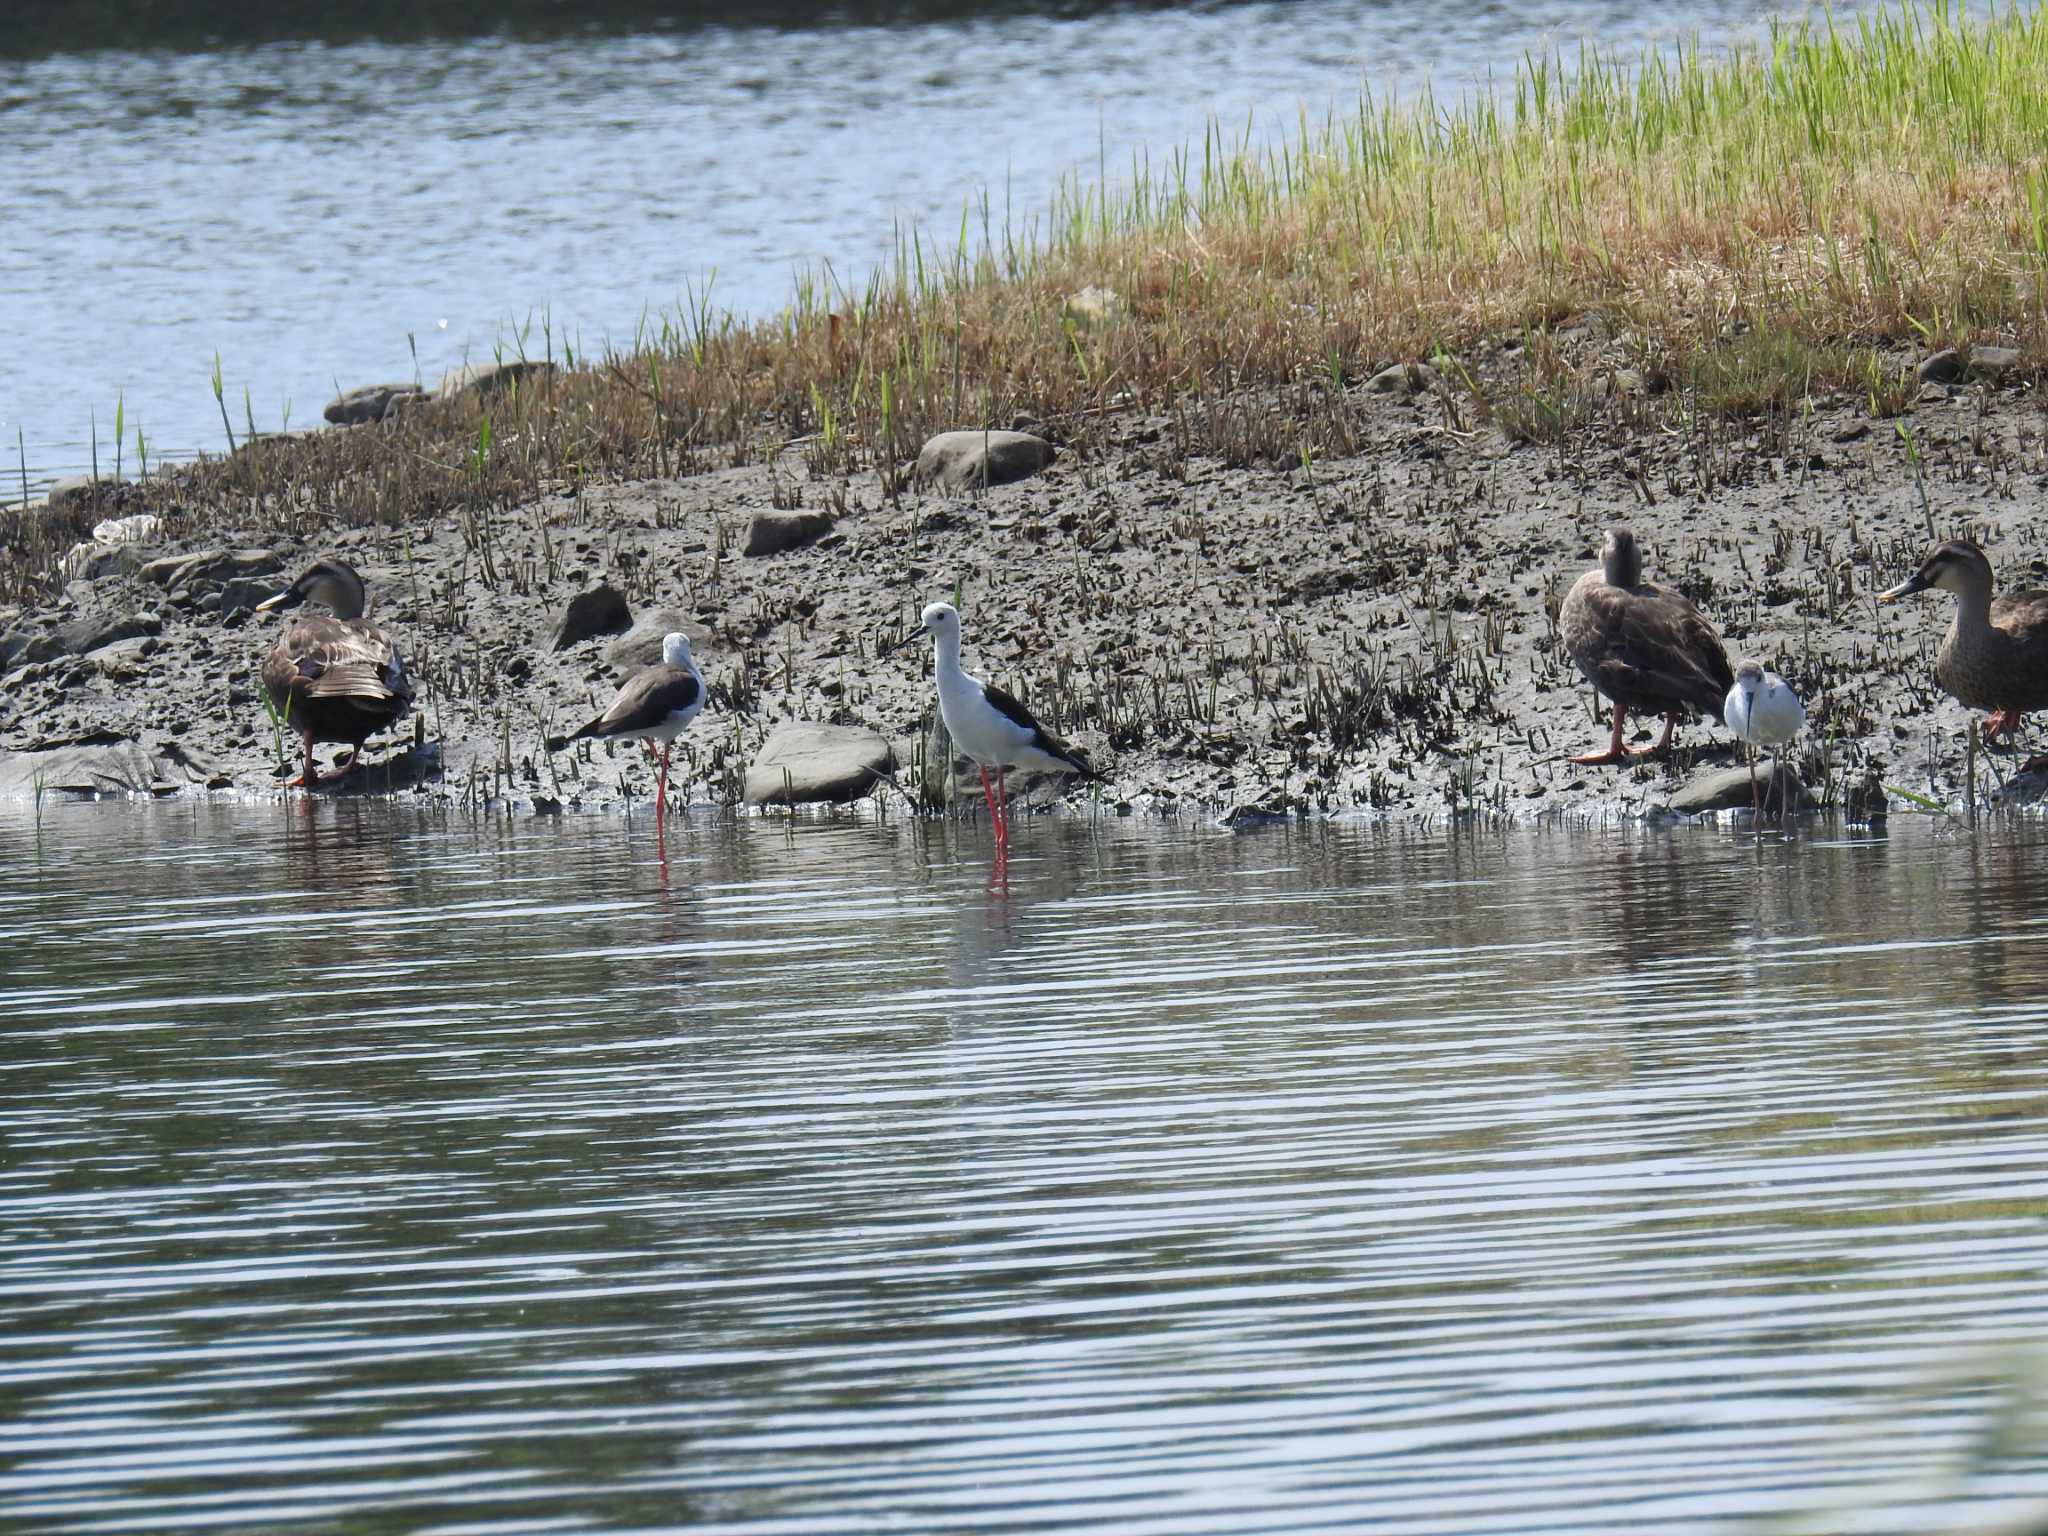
[5,380,2046,823]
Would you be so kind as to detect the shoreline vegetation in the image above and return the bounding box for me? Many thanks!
[8,0,2048,821]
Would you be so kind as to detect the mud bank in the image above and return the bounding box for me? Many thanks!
[5,382,2046,823]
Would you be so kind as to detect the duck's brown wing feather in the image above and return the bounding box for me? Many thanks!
[1575,582,1732,717]
[264,617,411,737]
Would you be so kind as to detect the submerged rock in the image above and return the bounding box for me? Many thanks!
[1666,759,1810,816]
[914,430,1056,492]
[744,723,894,806]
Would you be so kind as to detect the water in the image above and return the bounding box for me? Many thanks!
[4,802,2048,1533]
[3,0,1847,497]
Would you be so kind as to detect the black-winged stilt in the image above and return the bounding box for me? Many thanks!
[569,632,704,821]
[893,602,1093,853]
[1723,660,1804,817]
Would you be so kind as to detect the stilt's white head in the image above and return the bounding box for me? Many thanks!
[661,632,696,668]
[919,603,961,644]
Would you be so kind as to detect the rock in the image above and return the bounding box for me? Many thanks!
[61,540,152,582]
[743,511,834,557]
[605,609,713,674]
[1969,345,2022,378]
[54,611,160,658]
[143,548,284,590]
[85,635,156,675]
[436,360,553,400]
[914,430,1057,492]
[743,724,894,806]
[1365,361,1438,396]
[324,383,424,426]
[1064,285,1123,329]
[217,577,278,618]
[1916,348,1964,385]
[1666,759,1810,816]
[0,740,159,798]
[551,583,630,651]
[44,475,111,515]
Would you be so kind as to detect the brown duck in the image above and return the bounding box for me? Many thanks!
[255,556,413,785]
[1879,538,2048,739]
[1560,526,1734,764]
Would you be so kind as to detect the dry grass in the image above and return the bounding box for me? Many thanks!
[7,0,2048,606]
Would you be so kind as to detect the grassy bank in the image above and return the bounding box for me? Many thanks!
[8,0,2046,603]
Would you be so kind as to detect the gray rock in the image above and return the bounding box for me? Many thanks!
[325,383,424,426]
[85,635,156,674]
[61,540,153,582]
[743,511,835,557]
[436,360,553,400]
[0,740,160,798]
[1366,361,1438,396]
[55,611,160,658]
[744,723,895,806]
[1916,348,1964,385]
[1969,345,2022,378]
[44,475,111,515]
[1064,285,1123,328]
[144,548,284,590]
[914,430,1057,492]
[218,577,279,618]
[605,609,713,674]
[1667,759,1810,816]
[552,583,631,651]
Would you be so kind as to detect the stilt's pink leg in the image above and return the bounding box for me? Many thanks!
[656,740,672,821]
[997,767,1010,847]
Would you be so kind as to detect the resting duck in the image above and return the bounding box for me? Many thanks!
[567,632,705,820]
[1560,526,1734,764]
[1879,539,2048,740]
[255,556,413,785]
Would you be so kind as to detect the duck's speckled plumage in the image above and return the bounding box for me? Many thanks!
[1881,540,2048,728]
[1559,528,1733,757]
[256,557,412,782]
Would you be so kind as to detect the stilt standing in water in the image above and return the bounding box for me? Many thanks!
[1723,660,1804,818]
[892,603,1094,856]
[567,632,705,822]
[1559,526,1735,765]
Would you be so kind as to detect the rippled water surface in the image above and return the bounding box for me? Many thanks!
[4,0,1863,491]
[4,803,2048,1533]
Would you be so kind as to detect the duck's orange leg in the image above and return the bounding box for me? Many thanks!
[1571,701,1632,765]
[1627,714,1679,759]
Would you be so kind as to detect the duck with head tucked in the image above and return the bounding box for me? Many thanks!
[1559,525,1734,765]
[255,556,413,786]
[1879,538,2048,743]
